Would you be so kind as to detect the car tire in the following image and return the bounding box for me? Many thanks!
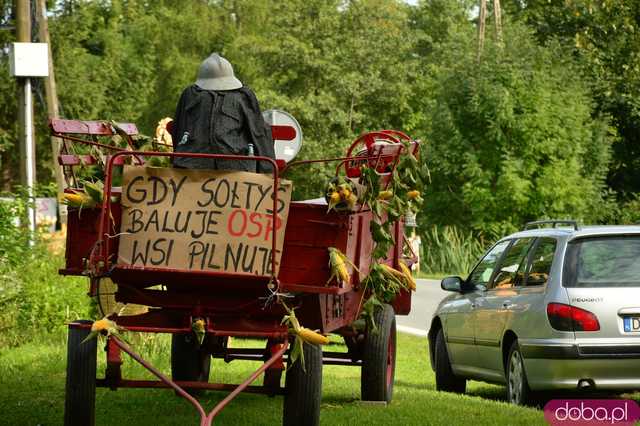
[434,328,466,393]
[506,340,532,405]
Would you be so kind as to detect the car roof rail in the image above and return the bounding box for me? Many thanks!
[524,220,580,231]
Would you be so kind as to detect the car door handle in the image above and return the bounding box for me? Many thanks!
[502,301,513,309]
[471,303,477,309]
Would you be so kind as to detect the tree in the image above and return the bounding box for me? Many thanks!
[0,0,19,189]
[225,0,424,199]
[0,0,625,235]
[422,23,613,236]
[0,0,228,189]
[506,0,640,199]
[0,0,427,200]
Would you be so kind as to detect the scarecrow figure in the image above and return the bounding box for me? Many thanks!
[171,53,275,172]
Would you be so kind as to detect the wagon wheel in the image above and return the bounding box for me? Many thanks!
[95,278,149,317]
[64,320,97,426]
[171,333,211,393]
[361,303,396,403]
[283,339,323,426]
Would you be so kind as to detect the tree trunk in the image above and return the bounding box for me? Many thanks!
[477,0,487,62]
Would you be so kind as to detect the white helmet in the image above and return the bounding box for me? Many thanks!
[195,53,242,91]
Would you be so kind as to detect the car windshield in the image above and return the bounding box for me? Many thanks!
[564,236,640,287]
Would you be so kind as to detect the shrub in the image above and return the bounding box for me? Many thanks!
[420,225,488,276]
[424,23,613,234]
[0,195,30,267]
[0,246,91,349]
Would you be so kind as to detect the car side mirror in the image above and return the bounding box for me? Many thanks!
[441,276,464,292]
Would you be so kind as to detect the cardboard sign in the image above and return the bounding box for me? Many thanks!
[117,166,292,276]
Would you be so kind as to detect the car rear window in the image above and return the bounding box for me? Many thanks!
[564,236,640,287]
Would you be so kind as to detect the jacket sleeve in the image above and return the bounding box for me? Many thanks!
[241,88,275,173]
[170,87,190,152]
[170,90,184,142]
[169,89,185,166]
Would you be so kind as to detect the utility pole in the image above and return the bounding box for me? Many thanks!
[15,0,37,239]
[37,0,66,224]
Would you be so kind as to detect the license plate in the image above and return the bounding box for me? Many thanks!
[623,317,640,332]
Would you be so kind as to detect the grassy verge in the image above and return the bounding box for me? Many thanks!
[0,332,550,426]
[0,246,93,348]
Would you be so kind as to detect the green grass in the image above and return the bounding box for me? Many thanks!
[0,332,550,426]
[0,247,93,348]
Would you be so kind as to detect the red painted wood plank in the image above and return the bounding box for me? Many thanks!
[50,118,138,135]
[58,154,97,166]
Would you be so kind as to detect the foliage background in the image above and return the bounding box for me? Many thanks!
[0,0,638,268]
[0,7,638,423]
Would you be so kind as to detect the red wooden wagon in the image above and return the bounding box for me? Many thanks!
[53,118,418,426]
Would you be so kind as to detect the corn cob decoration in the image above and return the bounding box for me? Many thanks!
[398,261,417,291]
[282,305,329,346]
[81,316,126,344]
[60,179,109,209]
[358,262,416,332]
[407,190,420,200]
[281,303,329,369]
[377,189,393,200]
[327,247,359,285]
[297,327,330,345]
[192,318,206,345]
[83,180,105,204]
[379,262,416,292]
[60,192,97,209]
[325,176,358,212]
[344,137,427,331]
[361,263,415,305]
[379,263,408,288]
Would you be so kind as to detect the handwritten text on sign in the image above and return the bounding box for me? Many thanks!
[117,166,292,275]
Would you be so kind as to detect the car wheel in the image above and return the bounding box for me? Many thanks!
[434,328,466,393]
[506,340,532,405]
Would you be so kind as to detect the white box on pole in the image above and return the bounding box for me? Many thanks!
[9,42,49,77]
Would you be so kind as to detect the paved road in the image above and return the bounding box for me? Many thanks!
[396,278,448,336]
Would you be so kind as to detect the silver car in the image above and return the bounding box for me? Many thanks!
[427,220,640,405]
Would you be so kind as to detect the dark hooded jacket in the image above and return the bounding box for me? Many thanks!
[171,85,275,172]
